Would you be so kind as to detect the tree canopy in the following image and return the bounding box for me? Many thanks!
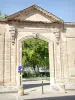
[22,38,49,70]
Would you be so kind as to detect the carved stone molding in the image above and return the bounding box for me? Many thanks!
[32,32,39,38]
[54,31,60,44]
[9,26,16,45]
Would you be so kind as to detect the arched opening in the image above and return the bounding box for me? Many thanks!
[21,37,50,91]
[22,38,50,81]
[17,35,55,92]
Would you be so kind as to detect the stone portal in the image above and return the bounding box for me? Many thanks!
[0,5,75,92]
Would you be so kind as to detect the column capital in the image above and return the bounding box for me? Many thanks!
[53,31,60,45]
[9,26,16,45]
[32,32,39,38]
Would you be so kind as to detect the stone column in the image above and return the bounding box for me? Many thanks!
[52,31,65,92]
[49,41,55,85]
[61,36,69,83]
[55,43,62,82]
[53,31,63,83]
[9,26,16,85]
[4,27,11,85]
[0,33,5,85]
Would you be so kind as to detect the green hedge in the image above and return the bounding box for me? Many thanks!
[22,71,40,78]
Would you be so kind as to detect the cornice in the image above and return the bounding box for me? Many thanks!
[7,5,63,23]
[7,19,62,24]
[64,22,75,26]
[0,18,7,22]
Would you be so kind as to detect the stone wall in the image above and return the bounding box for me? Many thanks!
[0,21,75,90]
[65,25,75,83]
[0,23,6,85]
[0,24,16,86]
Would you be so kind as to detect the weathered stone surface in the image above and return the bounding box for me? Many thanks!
[0,5,75,92]
[0,33,4,85]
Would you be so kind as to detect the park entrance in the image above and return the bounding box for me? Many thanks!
[22,38,49,79]
[21,38,50,92]
[1,5,74,92]
[17,34,55,87]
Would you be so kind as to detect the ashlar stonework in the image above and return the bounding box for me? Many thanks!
[0,5,75,92]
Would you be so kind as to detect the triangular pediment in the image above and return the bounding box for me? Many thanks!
[15,11,52,22]
[7,5,63,23]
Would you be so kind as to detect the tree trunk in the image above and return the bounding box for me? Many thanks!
[37,65,39,73]
[33,65,35,71]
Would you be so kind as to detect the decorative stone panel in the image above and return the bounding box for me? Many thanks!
[9,26,16,45]
[53,31,60,44]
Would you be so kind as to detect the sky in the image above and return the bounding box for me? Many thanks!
[0,0,75,22]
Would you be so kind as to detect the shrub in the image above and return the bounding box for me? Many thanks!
[22,71,40,78]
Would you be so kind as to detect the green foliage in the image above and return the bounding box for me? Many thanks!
[22,71,33,78]
[22,70,40,78]
[4,13,8,18]
[22,38,49,70]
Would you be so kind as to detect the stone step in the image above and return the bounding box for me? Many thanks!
[65,83,75,90]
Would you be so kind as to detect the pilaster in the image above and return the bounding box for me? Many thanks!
[49,41,55,84]
[4,27,11,85]
[9,26,16,85]
[0,33,5,85]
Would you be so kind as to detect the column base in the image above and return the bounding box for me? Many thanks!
[65,83,75,90]
[0,86,18,93]
[18,85,24,96]
[50,82,65,93]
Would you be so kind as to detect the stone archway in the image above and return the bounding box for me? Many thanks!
[1,5,75,92]
[0,23,65,92]
[17,34,55,87]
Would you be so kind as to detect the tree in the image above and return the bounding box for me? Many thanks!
[4,13,8,18]
[0,10,8,18]
[22,38,49,72]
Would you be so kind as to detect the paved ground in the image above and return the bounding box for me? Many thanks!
[0,93,16,100]
[0,79,75,100]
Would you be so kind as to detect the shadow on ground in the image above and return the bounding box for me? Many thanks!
[25,95,75,100]
[23,82,50,89]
